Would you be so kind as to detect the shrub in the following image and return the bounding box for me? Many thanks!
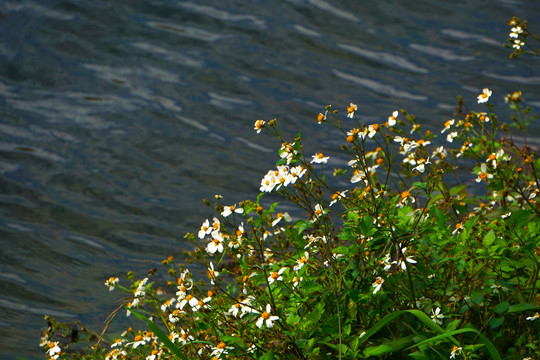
[41,17,539,360]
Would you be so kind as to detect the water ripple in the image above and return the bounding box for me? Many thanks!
[409,43,475,62]
[338,43,429,74]
[2,1,74,20]
[333,69,428,101]
[131,42,204,68]
[148,22,224,42]
[176,2,267,30]
[440,28,501,46]
[287,0,359,22]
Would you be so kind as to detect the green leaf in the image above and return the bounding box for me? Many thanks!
[413,182,428,190]
[347,211,359,222]
[406,328,501,360]
[483,230,496,247]
[260,350,274,360]
[333,246,349,255]
[294,220,309,235]
[507,303,538,313]
[129,308,190,360]
[357,310,459,347]
[364,344,393,356]
[449,184,468,196]
[493,301,510,314]
[363,334,417,356]
[489,317,504,329]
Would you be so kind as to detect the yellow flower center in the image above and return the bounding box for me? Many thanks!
[271,271,279,279]
[261,311,270,320]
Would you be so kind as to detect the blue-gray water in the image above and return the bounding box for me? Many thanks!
[1,1,539,359]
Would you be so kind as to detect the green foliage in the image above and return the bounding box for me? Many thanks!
[40,17,540,360]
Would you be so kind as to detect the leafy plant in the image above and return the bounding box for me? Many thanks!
[41,17,540,360]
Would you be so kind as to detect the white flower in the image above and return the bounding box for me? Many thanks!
[178,294,199,311]
[513,39,524,49]
[273,165,291,191]
[350,169,367,184]
[206,231,224,254]
[255,304,279,328]
[210,342,233,358]
[329,190,348,206]
[310,204,325,222]
[288,165,306,184]
[271,212,292,227]
[347,103,357,118]
[267,267,287,285]
[311,153,329,164]
[294,251,309,272]
[260,169,277,192]
[475,163,493,183]
[398,249,416,270]
[388,110,398,126]
[105,277,119,291]
[509,26,522,38]
[446,131,458,143]
[372,277,384,294]
[367,123,380,138]
[412,158,430,173]
[228,296,255,318]
[221,204,243,217]
[207,262,219,284]
[441,119,455,133]
[477,88,492,104]
[198,219,212,239]
[317,111,327,124]
[431,146,447,162]
[526,312,540,321]
[130,334,147,349]
[46,341,62,358]
[161,298,176,312]
[279,142,297,164]
[431,307,445,325]
[254,119,265,133]
[449,346,462,359]
[134,277,148,297]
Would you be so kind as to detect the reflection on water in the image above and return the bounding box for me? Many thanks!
[0,0,539,358]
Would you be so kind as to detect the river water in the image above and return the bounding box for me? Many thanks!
[1,1,539,359]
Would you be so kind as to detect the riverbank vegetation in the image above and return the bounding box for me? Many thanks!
[41,17,539,360]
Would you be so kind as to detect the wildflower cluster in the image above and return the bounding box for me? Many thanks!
[41,17,540,360]
[505,17,540,58]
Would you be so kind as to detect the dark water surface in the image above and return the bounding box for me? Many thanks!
[1,1,539,358]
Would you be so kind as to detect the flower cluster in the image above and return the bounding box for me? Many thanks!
[41,18,540,360]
